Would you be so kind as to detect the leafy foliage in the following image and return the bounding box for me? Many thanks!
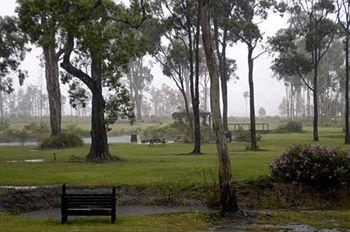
[275,121,303,133]
[0,16,28,94]
[40,132,83,149]
[271,144,350,185]
[234,127,262,142]
[59,0,151,125]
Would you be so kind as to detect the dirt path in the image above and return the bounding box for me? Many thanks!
[21,205,207,219]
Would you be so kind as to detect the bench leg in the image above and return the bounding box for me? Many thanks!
[61,215,67,224]
[111,212,116,224]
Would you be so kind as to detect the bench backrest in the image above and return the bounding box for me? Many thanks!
[62,184,116,209]
[130,134,137,142]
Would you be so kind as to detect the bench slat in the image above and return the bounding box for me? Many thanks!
[67,199,113,204]
[66,201,113,205]
[61,184,116,224]
[65,194,113,197]
[67,209,112,216]
[65,196,113,200]
[67,205,113,208]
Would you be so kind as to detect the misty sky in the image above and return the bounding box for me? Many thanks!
[0,0,288,116]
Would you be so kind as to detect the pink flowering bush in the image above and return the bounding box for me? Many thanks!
[271,144,350,185]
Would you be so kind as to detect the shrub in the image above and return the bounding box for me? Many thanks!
[234,127,261,142]
[63,124,86,136]
[40,132,83,149]
[275,121,303,133]
[271,144,350,185]
[0,120,10,131]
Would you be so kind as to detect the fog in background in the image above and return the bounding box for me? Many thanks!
[0,0,288,116]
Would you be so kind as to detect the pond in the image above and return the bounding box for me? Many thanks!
[0,135,131,147]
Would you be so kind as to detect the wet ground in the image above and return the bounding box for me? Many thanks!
[21,205,207,219]
[2,184,350,231]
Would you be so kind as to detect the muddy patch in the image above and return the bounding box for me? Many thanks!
[0,185,203,214]
[21,205,207,219]
[1,181,350,215]
[236,181,350,210]
[210,223,331,232]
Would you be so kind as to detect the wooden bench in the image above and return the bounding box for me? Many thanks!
[149,138,166,146]
[61,184,116,224]
[130,134,138,144]
[229,122,270,134]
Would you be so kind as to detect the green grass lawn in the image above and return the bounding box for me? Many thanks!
[1,125,350,230]
[0,126,349,187]
[0,212,209,232]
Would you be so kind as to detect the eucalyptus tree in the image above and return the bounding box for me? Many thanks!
[226,0,273,150]
[17,0,64,136]
[126,58,153,122]
[59,0,149,161]
[212,0,238,131]
[156,40,193,126]
[199,63,210,112]
[201,0,239,214]
[149,84,184,117]
[336,0,350,144]
[271,0,336,141]
[0,16,27,122]
[318,39,344,118]
[269,29,313,119]
[153,0,202,154]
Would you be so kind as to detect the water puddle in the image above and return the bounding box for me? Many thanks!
[0,185,56,190]
[0,186,39,190]
[1,159,44,163]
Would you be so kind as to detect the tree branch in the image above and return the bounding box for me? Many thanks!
[60,32,94,90]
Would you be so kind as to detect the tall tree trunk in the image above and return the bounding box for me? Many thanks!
[221,30,228,131]
[43,46,62,136]
[204,75,208,112]
[290,84,294,119]
[213,19,229,131]
[180,88,193,128]
[201,0,239,214]
[345,32,350,144]
[307,87,311,118]
[135,93,142,122]
[313,62,319,142]
[191,0,201,154]
[0,78,3,123]
[86,60,112,161]
[61,33,114,161]
[248,46,258,150]
[286,85,290,118]
[221,65,228,131]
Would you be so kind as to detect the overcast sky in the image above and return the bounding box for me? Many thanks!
[0,0,288,116]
